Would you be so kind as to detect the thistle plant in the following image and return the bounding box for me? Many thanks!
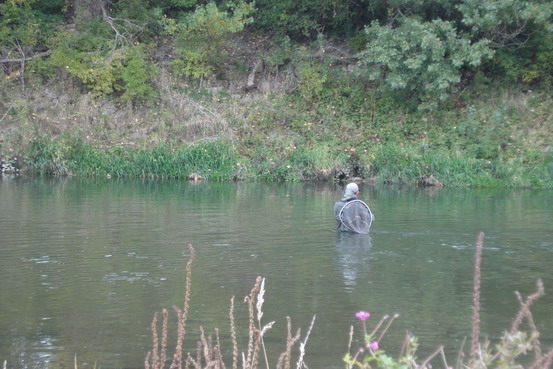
[344,312,428,369]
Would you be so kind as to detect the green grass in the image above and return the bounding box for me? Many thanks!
[25,135,237,180]
[22,133,553,188]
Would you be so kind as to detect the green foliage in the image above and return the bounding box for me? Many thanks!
[252,0,382,39]
[111,0,154,24]
[162,2,254,79]
[26,133,72,175]
[39,23,158,100]
[364,143,536,187]
[457,0,553,47]
[25,135,237,180]
[262,36,293,68]
[297,59,328,103]
[455,0,553,87]
[171,48,213,79]
[1,1,36,47]
[495,32,553,86]
[0,0,63,82]
[45,26,123,96]
[357,17,493,110]
[272,144,340,181]
[120,47,159,104]
[171,0,198,7]
[253,0,331,38]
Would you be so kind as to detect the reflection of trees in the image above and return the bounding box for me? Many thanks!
[335,233,372,287]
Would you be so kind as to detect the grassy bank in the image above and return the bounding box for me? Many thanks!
[1,52,552,188]
[25,136,237,180]
[18,134,553,188]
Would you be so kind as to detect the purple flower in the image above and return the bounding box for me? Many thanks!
[355,311,370,320]
[368,341,379,350]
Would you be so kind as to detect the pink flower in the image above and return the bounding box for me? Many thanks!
[355,311,370,320]
[369,341,379,350]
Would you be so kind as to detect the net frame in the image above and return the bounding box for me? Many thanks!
[338,199,374,234]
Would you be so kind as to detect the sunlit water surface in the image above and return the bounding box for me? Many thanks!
[1,177,552,369]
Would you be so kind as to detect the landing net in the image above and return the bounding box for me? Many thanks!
[338,200,374,234]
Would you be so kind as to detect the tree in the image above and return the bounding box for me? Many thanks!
[356,17,493,110]
[457,0,553,48]
[162,1,254,79]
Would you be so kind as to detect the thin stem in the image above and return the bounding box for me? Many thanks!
[470,232,484,365]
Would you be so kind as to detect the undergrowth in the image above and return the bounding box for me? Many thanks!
[3,63,552,187]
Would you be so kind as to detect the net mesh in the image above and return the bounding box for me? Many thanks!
[338,200,373,234]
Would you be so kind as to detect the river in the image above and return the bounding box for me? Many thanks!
[1,176,552,369]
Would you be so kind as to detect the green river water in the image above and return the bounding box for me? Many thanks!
[0,176,552,369]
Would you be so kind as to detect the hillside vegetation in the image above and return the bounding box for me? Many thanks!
[1,0,552,187]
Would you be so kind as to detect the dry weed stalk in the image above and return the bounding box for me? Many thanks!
[467,232,553,369]
[276,317,301,369]
[188,325,227,369]
[151,312,160,369]
[215,329,226,369]
[230,296,239,369]
[295,314,316,369]
[470,232,485,365]
[146,246,311,369]
[244,276,264,369]
[145,244,194,369]
[347,325,354,358]
[162,309,169,368]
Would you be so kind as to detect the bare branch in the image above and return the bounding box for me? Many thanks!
[100,4,144,52]
[0,51,51,63]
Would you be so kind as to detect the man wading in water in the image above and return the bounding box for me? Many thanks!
[334,183,373,234]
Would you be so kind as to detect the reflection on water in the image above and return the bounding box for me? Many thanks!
[1,176,552,369]
[335,232,372,288]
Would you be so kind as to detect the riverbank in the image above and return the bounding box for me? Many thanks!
[1,52,552,188]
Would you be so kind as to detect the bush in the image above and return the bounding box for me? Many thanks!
[357,18,493,110]
[162,2,254,79]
